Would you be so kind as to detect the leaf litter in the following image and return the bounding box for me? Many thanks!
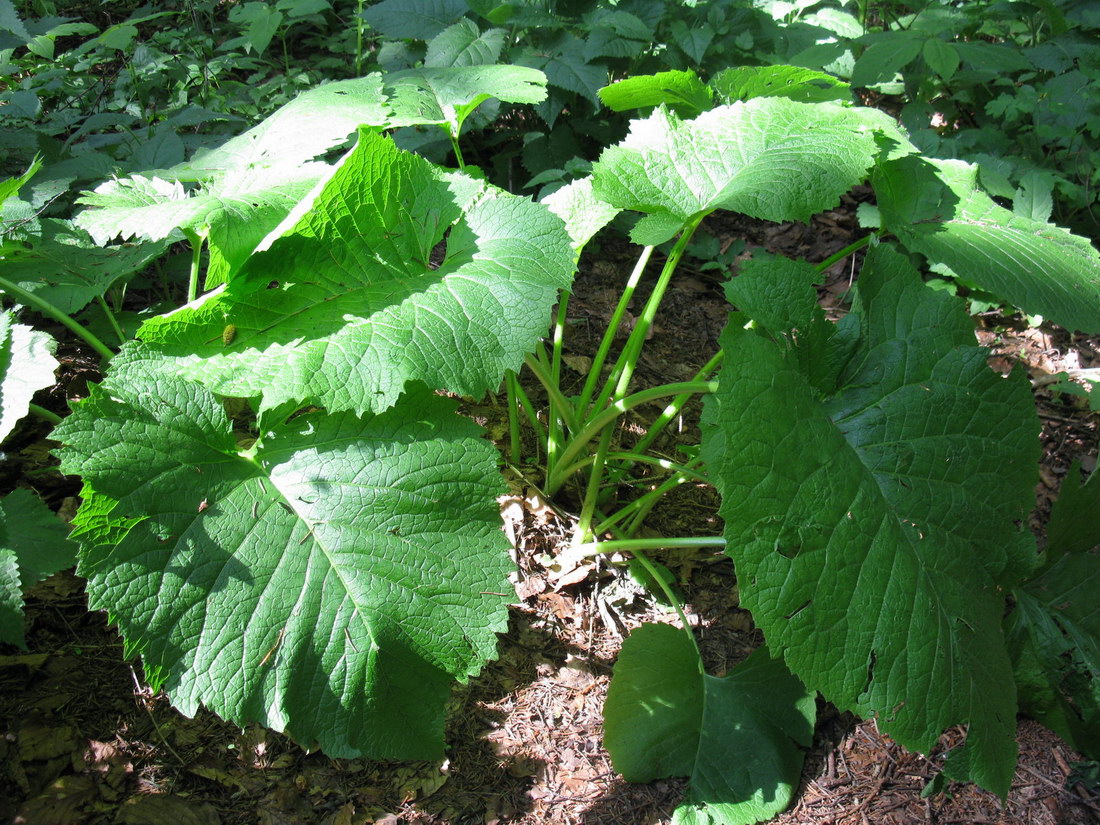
[2,196,1098,825]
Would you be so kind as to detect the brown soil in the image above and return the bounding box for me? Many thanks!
[2,194,1099,825]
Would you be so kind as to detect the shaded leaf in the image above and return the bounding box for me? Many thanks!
[1,219,168,314]
[703,244,1039,796]
[851,32,924,87]
[0,489,75,648]
[605,623,815,825]
[361,0,467,40]
[425,18,505,67]
[385,65,547,138]
[710,65,851,104]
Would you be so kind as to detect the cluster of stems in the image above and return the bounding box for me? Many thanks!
[504,222,874,548]
[506,216,723,547]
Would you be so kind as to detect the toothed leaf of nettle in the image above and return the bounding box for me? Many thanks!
[0,489,75,648]
[605,623,816,825]
[0,310,59,443]
[703,243,1039,797]
[115,128,574,416]
[53,373,511,760]
[590,99,915,245]
[874,155,1100,333]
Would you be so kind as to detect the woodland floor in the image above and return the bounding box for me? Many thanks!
[2,188,1099,825]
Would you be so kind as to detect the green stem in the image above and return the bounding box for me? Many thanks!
[505,370,522,464]
[0,274,115,361]
[623,473,685,536]
[631,548,703,665]
[511,374,546,459]
[577,535,726,555]
[182,228,203,303]
[96,295,127,345]
[27,403,62,425]
[556,451,708,486]
[355,0,364,74]
[594,519,704,664]
[589,217,703,418]
[599,459,704,536]
[631,349,724,456]
[575,245,656,418]
[815,233,873,273]
[546,290,571,478]
[546,380,717,494]
[575,427,615,543]
[450,132,466,171]
[523,353,578,433]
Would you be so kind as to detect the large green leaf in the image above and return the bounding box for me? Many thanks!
[384,65,547,138]
[0,310,58,443]
[119,128,574,416]
[604,623,815,825]
[0,489,75,648]
[875,155,1100,333]
[1,219,168,314]
[424,18,506,68]
[703,244,1039,796]
[171,75,391,180]
[75,75,394,283]
[1045,461,1100,561]
[518,36,606,105]
[591,100,913,245]
[54,374,510,759]
[850,32,924,87]
[0,0,30,42]
[722,252,838,391]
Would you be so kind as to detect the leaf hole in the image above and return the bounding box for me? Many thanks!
[863,649,877,694]
[775,543,801,559]
[427,227,451,270]
[783,599,811,620]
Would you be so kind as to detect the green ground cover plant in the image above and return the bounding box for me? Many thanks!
[1,2,1099,823]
